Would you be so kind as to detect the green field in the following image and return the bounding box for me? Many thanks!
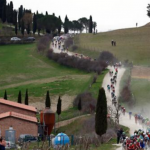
[73,26,150,66]
[0,43,107,103]
[0,44,93,101]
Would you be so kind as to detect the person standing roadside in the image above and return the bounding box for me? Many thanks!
[111,40,114,46]
[117,129,121,144]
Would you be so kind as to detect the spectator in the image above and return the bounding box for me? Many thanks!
[0,137,6,150]
[111,40,114,46]
[117,129,121,144]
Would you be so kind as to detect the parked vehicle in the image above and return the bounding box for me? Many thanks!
[18,134,37,144]
[5,141,15,149]
[26,37,35,41]
[10,37,21,41]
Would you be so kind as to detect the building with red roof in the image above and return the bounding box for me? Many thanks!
[0,99,38,139]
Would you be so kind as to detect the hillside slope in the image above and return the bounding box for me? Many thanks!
[74,26,150,66]
[0,44,92,101]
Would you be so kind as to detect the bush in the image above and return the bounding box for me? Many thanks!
[37,35,52,52]
[98,51,117,64]
[73,92,96,113]
[47,49,108,73]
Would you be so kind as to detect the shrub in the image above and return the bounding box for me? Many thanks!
[47,49,108,73]
[37,35,52,52]
[73,92,96,113]
[98,51,117,64]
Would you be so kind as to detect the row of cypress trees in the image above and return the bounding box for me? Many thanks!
[0,0,95,35]
[3,89,29,105]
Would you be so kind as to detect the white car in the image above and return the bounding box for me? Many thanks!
[10,37,21,41]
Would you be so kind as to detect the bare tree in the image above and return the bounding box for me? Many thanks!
[107,104,121,126]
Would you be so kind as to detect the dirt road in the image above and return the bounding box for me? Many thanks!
[102,66,143,150]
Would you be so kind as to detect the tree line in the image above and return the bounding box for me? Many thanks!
[0,0,97,35]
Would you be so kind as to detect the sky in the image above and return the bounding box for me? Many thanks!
[7,0,150,32]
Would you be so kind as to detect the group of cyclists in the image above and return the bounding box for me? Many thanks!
[107,63,121,107]
[52,36,93,60]
[128,113,150,128]
[121,129,150,150]
[52,36,67,52]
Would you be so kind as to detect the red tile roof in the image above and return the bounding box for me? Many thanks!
[0,99,37,112]
[0,112,37,123]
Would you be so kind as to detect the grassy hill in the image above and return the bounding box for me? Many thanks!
[73,26,150,66]
[0,43,93,101]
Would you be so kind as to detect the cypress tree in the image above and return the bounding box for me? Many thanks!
[64,15,69,33]
[21,20,24,36]
[95,88,107,138]
[58,16,62,34]
[18,91,22,103]
[18,5,23,30]
[6,4,10,23]
[13,10,17,34]
[89,15,93,33]
[9,1,13,23]
[2,0,6,22]
[15,23,17,35]
[0,0,5,19]
[4,90,7,100]
[27,23,30,34]
[36,11,38,15]
[33,13,37,34]
[45,91,51,108]
[13,10,17,25]
[46,11,48,15]
[25,89,28,105]
[56,96,62,122]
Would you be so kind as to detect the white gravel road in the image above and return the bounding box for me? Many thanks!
[102,66,143,150]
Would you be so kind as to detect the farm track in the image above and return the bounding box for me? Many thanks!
[0,75,90,90]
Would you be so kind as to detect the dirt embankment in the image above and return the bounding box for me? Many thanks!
[132,66,150,79]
